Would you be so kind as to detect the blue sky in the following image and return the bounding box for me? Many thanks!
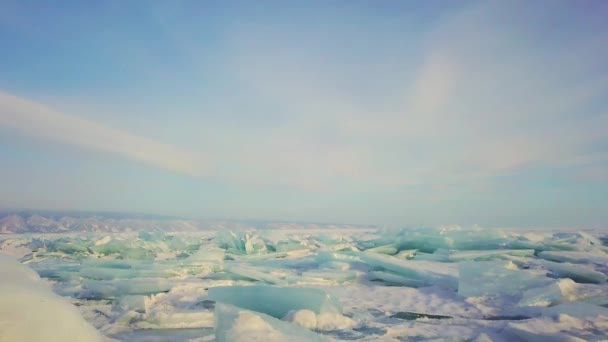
[1,1,607,228]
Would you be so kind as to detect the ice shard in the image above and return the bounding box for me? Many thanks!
[81,278,174,299]
[216,231,270,255]
[368,270,427,287]
[540,260,607,284]
[365,243,399,255]
[538,251,608,265]
[449,249,535,261]
[458,261,553,297]
[360,251,458,289]
[79,266,178,280]
[223,264,290,285]
[208,285,341,318]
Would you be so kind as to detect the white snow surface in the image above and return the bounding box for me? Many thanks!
[1,226,607,341]
[0,256,102,342]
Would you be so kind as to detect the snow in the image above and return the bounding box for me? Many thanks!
[215,303,330,342]
[0,256,102,342]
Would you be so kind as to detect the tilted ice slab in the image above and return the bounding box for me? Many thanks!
[412,249,450,262]
[208,285,342,318]
[368,270,427,287]
[540,260,607,284]
[0,256,102,342]
[81,278,174,299]
[394,249,417,259]
[364,243,399,255]
[538,251,608,265]
[80,255,222,278]
[360,251,459,289]
[458,261,553,297]
[214,303,330,342]
[576,231,605,248]
[223,263,291,285]
[79,266,179,280]
[299,269,357,285]
[520,279,608,307]
[448,249,535,262]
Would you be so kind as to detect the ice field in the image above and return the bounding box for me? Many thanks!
[1,226,608,341]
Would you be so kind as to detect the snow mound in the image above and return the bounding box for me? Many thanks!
[0,256,102,342]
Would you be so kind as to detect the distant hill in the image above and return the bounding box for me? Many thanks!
[0,210,375,234]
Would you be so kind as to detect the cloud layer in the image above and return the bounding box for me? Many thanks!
[0,91,206,176]
[0,1,607,225]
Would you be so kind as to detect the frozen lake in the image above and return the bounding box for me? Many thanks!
[2,226,608,341]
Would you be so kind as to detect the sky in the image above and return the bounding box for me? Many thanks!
[1,1,607,228]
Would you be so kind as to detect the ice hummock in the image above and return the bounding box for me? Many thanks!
[3,225,608,341]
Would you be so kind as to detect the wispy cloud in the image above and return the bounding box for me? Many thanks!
[0,91,206,176]
[1,1,607,198]
[214,0,608,192]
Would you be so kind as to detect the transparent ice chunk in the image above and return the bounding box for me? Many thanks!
[360,251,458,289]
[449,249,535,262]
[458,261,553,297]
[365,243,399,255]
[81,278,174,299]
[116,295,147,312]
[538,251,608,265]
[368,270,427,287]
[216,231,270,255]
[223,264,290,285]
[208,285,341,319]
[79,267,177,280]
[540,260,607,284]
